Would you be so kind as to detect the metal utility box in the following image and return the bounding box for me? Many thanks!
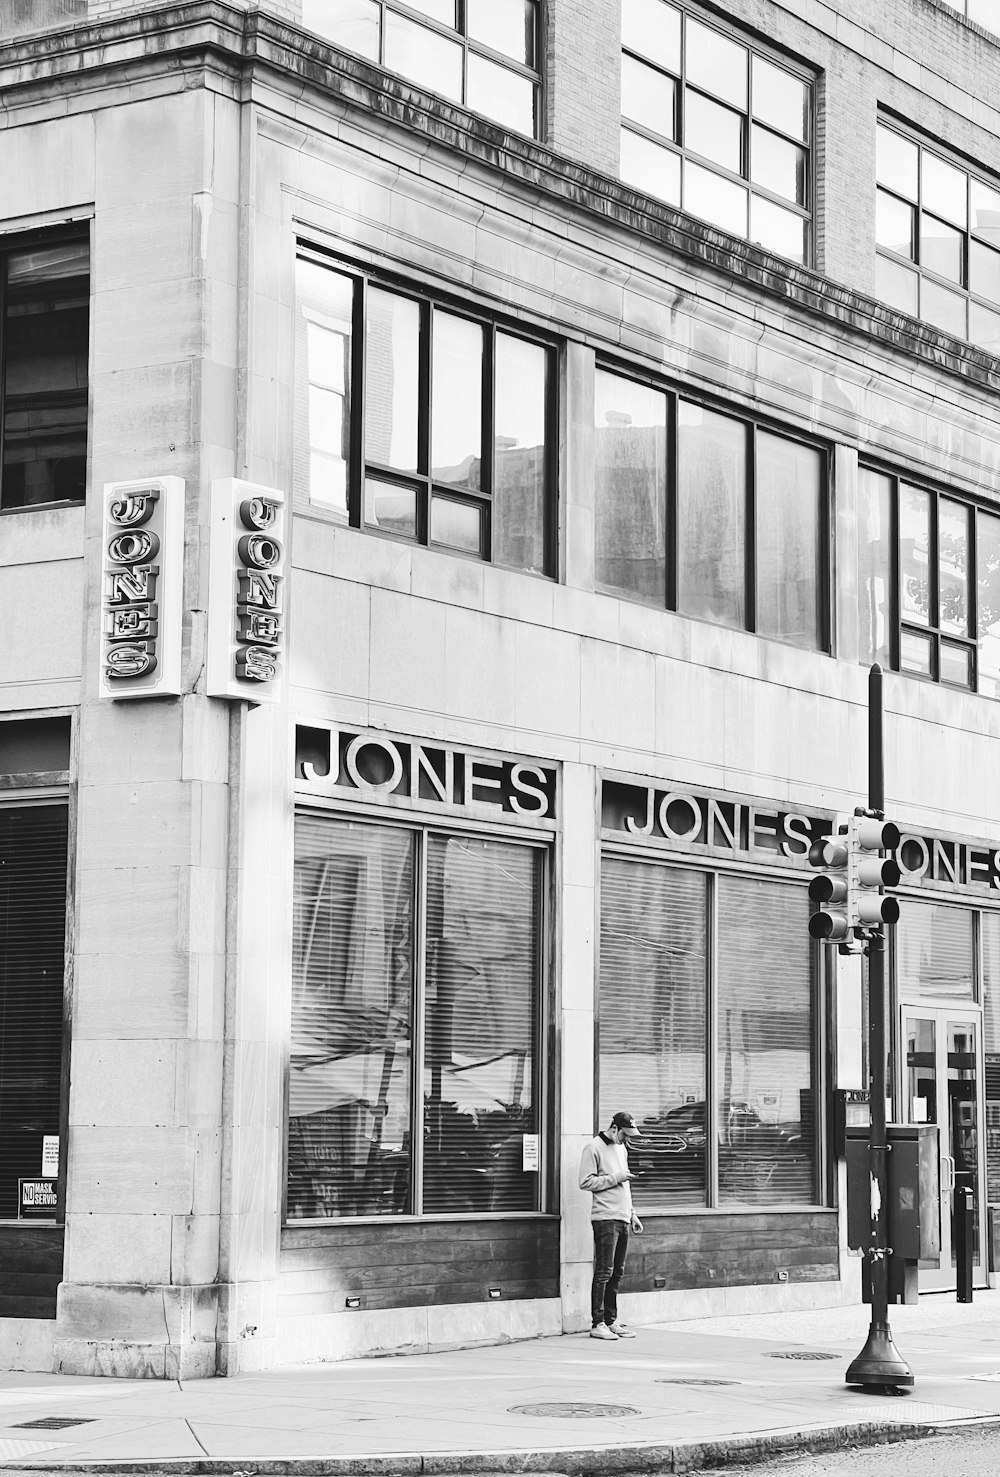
[845,1123,940,1302]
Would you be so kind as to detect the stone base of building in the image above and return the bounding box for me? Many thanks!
[0,1319,56,1374]
[52,1282,220,1379]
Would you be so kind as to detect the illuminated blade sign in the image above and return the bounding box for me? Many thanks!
[207,479,286,702]
[99,477,184,699]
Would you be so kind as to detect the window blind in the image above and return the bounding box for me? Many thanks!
[599,857,708,1209]
[716,875,816,1206]
[897,900,974,999]
[0,804,67,1221]
[289,817,415,1219]
[422,835,541,1215]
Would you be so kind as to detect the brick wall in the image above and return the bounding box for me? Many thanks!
[545,0,621,176]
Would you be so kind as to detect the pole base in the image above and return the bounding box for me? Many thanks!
[845,1320,914,1390]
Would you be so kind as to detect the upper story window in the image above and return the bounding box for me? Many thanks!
[595,365,828,652]
[875,121,1000,354]
[296,252,556,576]
[301,0,540,137]
[938,0,995,33]
[0,236,89,512]
[619,0,813,265]
[858,465,1000,695]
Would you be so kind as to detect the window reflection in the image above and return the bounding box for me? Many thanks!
[594,370,668,602]
[431,312,483,490]
[755,433,821,650]
[599,859,708,1210]
[493,333,549,575]
[297,256,553,575]
[2,241,89,510]
[676,401,745,628]
[302,0,539,137]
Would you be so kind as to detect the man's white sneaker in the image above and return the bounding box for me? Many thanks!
[589,1323,619,1340]
[608,1321,636,1338]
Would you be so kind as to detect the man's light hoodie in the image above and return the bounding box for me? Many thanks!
[579,1133,633,1220]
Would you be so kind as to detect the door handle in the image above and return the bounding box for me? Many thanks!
[941,1154,955,1194]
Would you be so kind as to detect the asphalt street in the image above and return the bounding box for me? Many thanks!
[708,1422,1000,1475]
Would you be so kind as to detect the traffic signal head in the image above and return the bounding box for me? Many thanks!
[807,813,900,943]
[854,816,901,928]
[808,826,852,941]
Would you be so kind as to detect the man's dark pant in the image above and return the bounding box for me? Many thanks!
[591,1218,629,1327]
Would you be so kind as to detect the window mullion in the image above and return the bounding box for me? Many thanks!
[666,392,678,611]
[419,301,433,545]
[483,321,495,561]
[412,826,428,1216]
[746,421,757,633]
[707,871,719,1209]
[890,477,901,673]
[351,275,367,530]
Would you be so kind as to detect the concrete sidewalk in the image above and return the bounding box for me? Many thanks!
[1,1293,999,1475]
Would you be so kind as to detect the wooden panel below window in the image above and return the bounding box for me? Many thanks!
[624,1211,839,1291]
[0,1226,63,1319]
[279,1217,560,1314]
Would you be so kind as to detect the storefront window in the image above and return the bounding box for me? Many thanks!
[716,875,815,1205]
[0,804,68,1220]
[289,814,544,1220]
[598,855,820,1209]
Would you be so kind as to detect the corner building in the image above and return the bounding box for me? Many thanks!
[2,0,1000,1376]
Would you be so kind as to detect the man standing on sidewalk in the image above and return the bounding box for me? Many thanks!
[579,1110,644,1341]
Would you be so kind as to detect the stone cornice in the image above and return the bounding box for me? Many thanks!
[3,0,1000,395]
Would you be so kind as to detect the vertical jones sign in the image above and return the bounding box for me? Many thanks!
[99,477,184,699]
[207,479,286,702]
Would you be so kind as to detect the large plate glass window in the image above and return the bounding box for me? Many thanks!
[289,814,546,1220]
[620,0,813,265]
[0,804,68,1220]
[599,855,821,1209]
[595,365,828,652]
[0,236,89,511]
[296,253,556,576]
[301,0,540,137]
[876,120,1000,353]
[857,465,1000,694]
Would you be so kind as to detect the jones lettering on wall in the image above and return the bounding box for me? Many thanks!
[296,724,557,825]
[603,776,1000,896]
[207,479,286,702]
[99,477,184,699]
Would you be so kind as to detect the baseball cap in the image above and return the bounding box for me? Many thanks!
[611,1111,642,1138]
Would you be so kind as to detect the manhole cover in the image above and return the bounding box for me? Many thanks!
[657,1377,738,1386]
[509,1402,640,1419]
[767,1351,840,1361]
[13,1419,97,1431]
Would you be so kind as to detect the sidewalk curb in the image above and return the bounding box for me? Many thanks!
[8,1416,983,1477]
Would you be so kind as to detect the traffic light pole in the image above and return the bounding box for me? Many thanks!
[845,664,914,1390]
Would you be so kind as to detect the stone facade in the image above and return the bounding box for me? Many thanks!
[1,0,999,1376]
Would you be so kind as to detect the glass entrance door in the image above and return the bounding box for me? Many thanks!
[899,1007,986,1291]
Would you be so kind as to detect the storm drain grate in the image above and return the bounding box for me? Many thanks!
[657,1377,738,1386]
[13,1418,97,1431]
[767,1350,840,1361]
[509,1402,640,1419]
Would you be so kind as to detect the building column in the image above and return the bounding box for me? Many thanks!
[559,761,599,1331]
